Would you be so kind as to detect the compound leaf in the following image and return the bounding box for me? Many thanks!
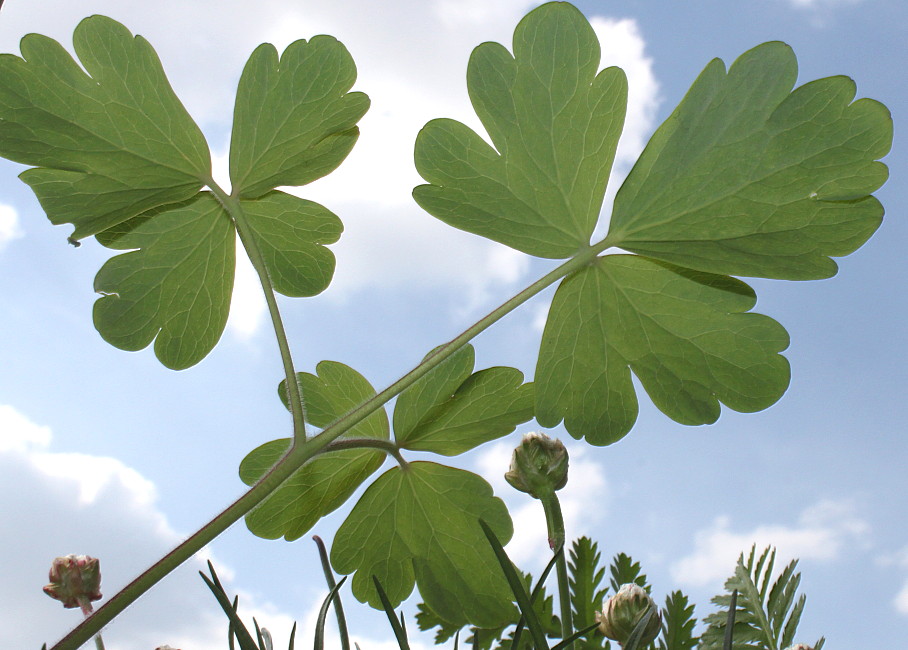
[413,2,627,258]
[239,361,388,541]
[536,255,790,445]
[93,193,234,370]
[393,344,535,456]
[230,36,370,198]
[0,15,210,241]
[331,462,514,628]
[609,41,892,280]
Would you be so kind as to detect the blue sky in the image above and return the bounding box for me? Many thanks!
[0,0,905,648]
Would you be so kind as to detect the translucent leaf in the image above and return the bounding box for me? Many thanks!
[536,255,790,444]
[394,344,534,455]
[609,41,892,280]
[93,191,340,368]
[92,193,234,370]
[230,36,370,198]
[413,2,627,258]
[239,362,388,541]
[241,191,342,297]
[0,16,210,241]
[331,462,514,628]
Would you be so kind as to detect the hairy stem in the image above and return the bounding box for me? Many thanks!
[324,438,409,468]
[208,180,308,443]
[540,492,572,646]
[48,235,617,650]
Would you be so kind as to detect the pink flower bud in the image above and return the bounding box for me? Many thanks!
[43,554,102,610]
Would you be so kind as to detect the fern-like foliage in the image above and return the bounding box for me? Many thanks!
[610,553,650,594]
[698,546,824,650]
[658,591,697,650]
[569,537,610,649]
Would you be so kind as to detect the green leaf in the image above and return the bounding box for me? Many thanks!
[241,191,343,297]
[229,36,370,198]
[239,361,388,541]
[0,16,210,241]
[609,553,649,595]
[92,193,234,370]
[569,537,609,637]
[536,255,790,444]
[413,2,627,258]
[699,546,815,650]
[331,462,515,628]
[609,41,892,281]
[657,591,697,650]
[393,344,535,455]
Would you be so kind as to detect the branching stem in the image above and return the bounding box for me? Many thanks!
[47,234,618,650]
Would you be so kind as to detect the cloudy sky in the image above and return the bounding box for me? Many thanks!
[0,0,906,648]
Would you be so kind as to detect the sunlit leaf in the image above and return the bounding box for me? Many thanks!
[0,16,210,241]
[394,344,534,455]
[536,255,790,444]
[230,36,370,198]
[609,41,892,280]
[331,462,514,628]
[240,361,388,541]
[413,2,627,257]
[93,193,233,370]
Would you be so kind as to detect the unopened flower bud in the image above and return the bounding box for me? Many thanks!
[783,645,814,650]
[596,583,661,647]
[43,555,102,610]
[504,432,568,498]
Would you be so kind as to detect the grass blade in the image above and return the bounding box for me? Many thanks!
[314,576,349,650]
[314,535,351,650]
[373,576,411,650]
[479,519,549,650]
[723,590,737,650]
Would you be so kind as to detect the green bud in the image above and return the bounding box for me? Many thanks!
[43,554,102,611]
[504,432,568,498]
[596,583,661,647]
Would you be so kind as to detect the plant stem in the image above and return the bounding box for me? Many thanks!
[47,235,618,650]
[207,180,308,443]
[324,438,408,468]
[540,493,573,647]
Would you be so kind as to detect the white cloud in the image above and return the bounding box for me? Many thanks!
[877,546,908,616]
[0,203,24,249]
[672,499,870,590]
[0,403,303,650]
[475,438,610,567]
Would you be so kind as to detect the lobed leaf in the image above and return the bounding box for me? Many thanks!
[331,462,515,628]
[229,36,370,198]
[394,344,535,455]
[240,361,388,540]
[93,193,234,370]
[658,591,697,650]
[0,16,211,241]
[536,255,790,445]
[413,2,627,258]
[569,537,609,637]
[609,41,892,280]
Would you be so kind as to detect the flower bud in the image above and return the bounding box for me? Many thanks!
[596,583,661,647]
[504,432,568,498]
[783,645,814,650]
[43,554,102,610]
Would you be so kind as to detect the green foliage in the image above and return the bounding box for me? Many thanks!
[414,2,626,258]
[239,361,388,540]
[609,553,649,595]
[699,546,823,650]
[394,345,535,455]
[413,1,892,445]
[330,462,515,628]
[229,36,369,198]
[536,257,790,445]
[569,537,610,649]
[609,42,890,281]
[0,15,210,241]
[0,15,364,369]
[658,592,697,650]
